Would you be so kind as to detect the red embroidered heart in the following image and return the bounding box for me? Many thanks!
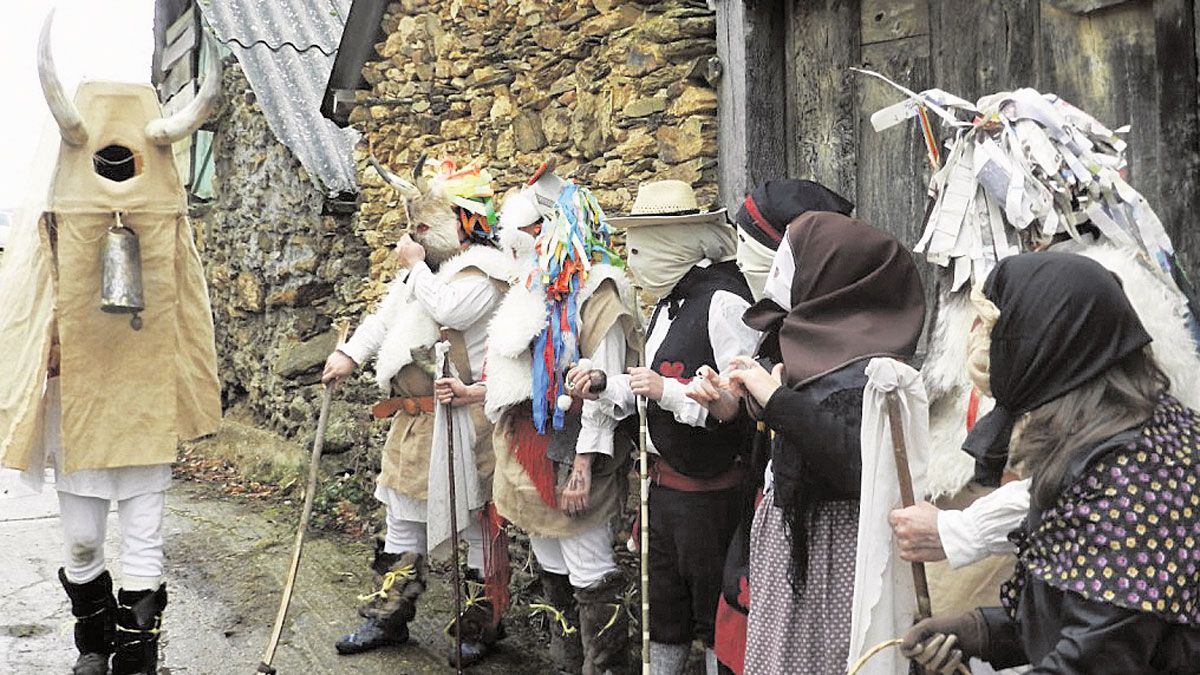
[658,361,686,379]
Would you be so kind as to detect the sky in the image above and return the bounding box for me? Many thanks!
[0,2,154,210]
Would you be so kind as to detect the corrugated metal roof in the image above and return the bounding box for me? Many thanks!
[203,0,359,195]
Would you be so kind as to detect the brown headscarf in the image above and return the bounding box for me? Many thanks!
[744,212,926,386]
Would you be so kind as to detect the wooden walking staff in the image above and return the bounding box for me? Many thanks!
[257,320,350,674]
[440,327,466,674]
[638,396,651,673]
[885,391,932,620]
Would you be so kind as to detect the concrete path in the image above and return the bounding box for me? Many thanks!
[0,469,551,674]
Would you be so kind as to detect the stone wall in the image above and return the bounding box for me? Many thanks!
[351,0,720,299]
[194,63,375,453]
[195,1,720,469]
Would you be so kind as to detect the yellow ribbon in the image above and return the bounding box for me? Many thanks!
[356,564,416,603]
[595,602,622,638]
[443,580,490,635]
[528,603,578,636]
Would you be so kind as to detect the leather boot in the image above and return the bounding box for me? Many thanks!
[58,568,115,675]
[335,550,426,655]
[112,584,167,675]
[446,569,505,669]
[576,572,631,675]
[539,570,583,674]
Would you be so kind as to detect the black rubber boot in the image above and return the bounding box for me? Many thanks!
[576,572,631,675]
[112,584,167,675]
[334,550,426,655]
[540,570,584,674]
[58,568,115,675]
[446,570,505,669]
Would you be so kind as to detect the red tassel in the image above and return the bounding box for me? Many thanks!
[480,503,510,627]
[512,415,558,507]
[966,387,980,432]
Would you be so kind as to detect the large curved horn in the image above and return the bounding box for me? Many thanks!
[38,10,88,146]
[368,156,420,198]
[145,32,222,145]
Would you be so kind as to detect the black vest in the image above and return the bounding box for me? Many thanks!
[647,261,754,478]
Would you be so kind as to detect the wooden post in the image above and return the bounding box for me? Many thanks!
[714,0,787,214]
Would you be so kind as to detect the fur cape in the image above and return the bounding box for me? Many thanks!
[922,242,1200,500]
[483,263,636,422]
[370,246,514,390]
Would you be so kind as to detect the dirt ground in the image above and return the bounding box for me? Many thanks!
[1,469,556,674]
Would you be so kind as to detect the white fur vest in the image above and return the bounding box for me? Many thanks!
[371,246,514,390]
[483,264,635,421]
[922,242,1200,499]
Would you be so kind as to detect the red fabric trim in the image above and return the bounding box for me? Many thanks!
[480,503,510,627]
[512,415,558,507]
[650,457,744,492]
[742,195,782,243]
[714,592,747,674]
[966,386,980,432]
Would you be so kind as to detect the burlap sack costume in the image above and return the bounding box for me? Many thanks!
[375,263,508,501]
[0,82,220,473]
[485,267,639,538]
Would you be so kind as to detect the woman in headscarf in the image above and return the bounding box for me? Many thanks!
[903,251,1200,674]
[690,211,926,673]
[715,179,855,674]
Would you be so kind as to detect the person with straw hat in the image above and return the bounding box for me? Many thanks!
[575,180,760,674]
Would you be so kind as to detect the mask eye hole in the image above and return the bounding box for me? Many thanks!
[630,248,639,255]
[93,145,141,182]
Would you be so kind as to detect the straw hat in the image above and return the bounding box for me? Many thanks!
[608,180,727,228]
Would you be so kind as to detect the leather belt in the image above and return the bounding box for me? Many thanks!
[372,395,436,419]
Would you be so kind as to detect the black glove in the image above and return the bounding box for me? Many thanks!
[901,609,988,674]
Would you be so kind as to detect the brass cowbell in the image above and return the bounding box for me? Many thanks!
[99,213,145,330]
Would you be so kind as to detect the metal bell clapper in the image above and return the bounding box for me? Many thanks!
[99,213,145,330]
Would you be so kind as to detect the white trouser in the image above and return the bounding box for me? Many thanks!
[384,512,486,572]
[529,521,616,589]
[58,490,165,590]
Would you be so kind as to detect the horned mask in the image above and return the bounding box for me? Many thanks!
[0,11,224,474]
[370,155,498,265]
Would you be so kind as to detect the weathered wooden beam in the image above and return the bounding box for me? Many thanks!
[1046,0,1131,14]
[1153,0,1200,274]
[714,0,787,214]
[861,0,929,45]
[784,0,861,200]
[928,0,1039,99]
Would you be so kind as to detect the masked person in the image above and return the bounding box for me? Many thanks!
[714,179,855,674]
[323,158,514,667]
[564,180,754,674]
[881,89,1200,616]
[733,179,854,302]
[903,252,1200,674]
[0,16,222,675]
[689,212,925,674]
[485,169,640,675]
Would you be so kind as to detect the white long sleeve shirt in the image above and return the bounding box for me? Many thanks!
[579,270,760,457]
[574,323,630,457]
[937,478,1031,568]
[339,260,500,380]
